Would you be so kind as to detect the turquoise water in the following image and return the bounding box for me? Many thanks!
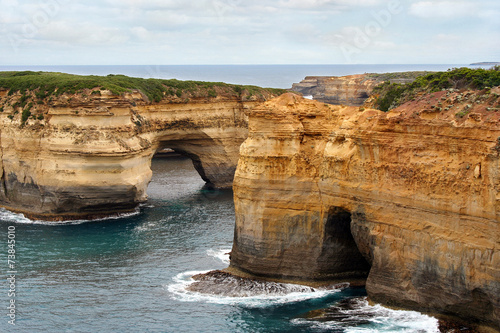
[0,158,439,332]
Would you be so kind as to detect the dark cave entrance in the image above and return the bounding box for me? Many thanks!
[318,207,371,281]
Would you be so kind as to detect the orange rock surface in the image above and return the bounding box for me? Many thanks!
[230,92,500,331]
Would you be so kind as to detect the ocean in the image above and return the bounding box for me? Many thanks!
[0,65,455,332]
[0,64,469,88]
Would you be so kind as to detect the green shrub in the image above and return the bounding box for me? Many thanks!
[373,67,500,111]
[208,89,217,98]
[0,71,287,104]
[21,107,31,124]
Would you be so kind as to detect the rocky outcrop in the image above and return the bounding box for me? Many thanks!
[291,72,432,106]
[188,270,318,297]
[291,75,380,106]
[230,92,500,331]
[0,87,280,220]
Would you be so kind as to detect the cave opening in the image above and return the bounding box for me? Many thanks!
[319,207,371,281]
[147,149,207,201]
[152,143,214,188]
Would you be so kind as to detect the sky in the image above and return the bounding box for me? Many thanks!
[0,0,499,65]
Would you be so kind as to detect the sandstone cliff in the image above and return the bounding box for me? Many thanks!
[230,92,500,331]
[291,75,379,106]
[291,72,432,106]
[0,75,283,220]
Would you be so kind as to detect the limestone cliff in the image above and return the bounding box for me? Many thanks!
[0,77,282,220]
[230,92,500,331]
[291,75,379,106]
[291,72,433,106]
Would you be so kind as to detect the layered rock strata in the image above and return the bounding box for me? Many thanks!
[0,89,277,220]
[291,75,380,106]
[291,72,431,106]
[230,92,500,331]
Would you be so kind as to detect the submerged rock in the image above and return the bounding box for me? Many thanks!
[301,297,375,326]
[438,320,480,333]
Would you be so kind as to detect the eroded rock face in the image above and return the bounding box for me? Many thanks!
[0,91,267,220]
[291,75,380,106]
[230,93,500,330]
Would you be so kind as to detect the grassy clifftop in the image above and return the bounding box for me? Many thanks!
[0,71,286,103]
[372,67,500,111]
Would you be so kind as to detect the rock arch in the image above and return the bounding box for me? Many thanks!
[0,97,256,221]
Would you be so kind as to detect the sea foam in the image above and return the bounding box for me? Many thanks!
[292,297,439,333]
[0,207,141,225]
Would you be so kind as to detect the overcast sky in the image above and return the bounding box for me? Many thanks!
[1,0,499,65]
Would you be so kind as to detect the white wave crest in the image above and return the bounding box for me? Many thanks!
[0,207,141,226]
[206,248,231,265]
[292,297,439,333]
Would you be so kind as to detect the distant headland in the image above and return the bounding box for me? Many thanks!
[470,62,500,66]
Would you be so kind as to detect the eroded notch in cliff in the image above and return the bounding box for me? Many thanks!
[318,207,371,282]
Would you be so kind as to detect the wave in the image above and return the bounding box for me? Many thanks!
[292,297,439,333]
[206,248,231,265]
[0,207,141,226]
[168,249,438,332]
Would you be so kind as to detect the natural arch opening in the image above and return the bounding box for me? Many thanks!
[318,207,371,281]
[147,150,207,200]
[152,135,223,189]
[154,146,212,186]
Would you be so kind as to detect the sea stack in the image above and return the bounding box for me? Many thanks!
[230,92,500,331]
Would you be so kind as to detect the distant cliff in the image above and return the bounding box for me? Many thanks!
[0,72,284,220]
[471,62,500,66]
[291,72,432,106]
[230,91,500,331]
[291,74,377,106]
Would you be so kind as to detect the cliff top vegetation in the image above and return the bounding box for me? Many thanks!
[366,71,435,83]
[373,66,500,111]
[0,71,286,103]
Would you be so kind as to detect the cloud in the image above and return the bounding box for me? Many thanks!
[104,0,184,10]
[38,21,129,45]
[277,0,382,10]
[409,1,476,19]
[0,0,497,65]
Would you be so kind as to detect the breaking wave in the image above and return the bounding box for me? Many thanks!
[206,248,231,265]
[168,248,439,332]
[292,297,439,333]
[0,207,141,225]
